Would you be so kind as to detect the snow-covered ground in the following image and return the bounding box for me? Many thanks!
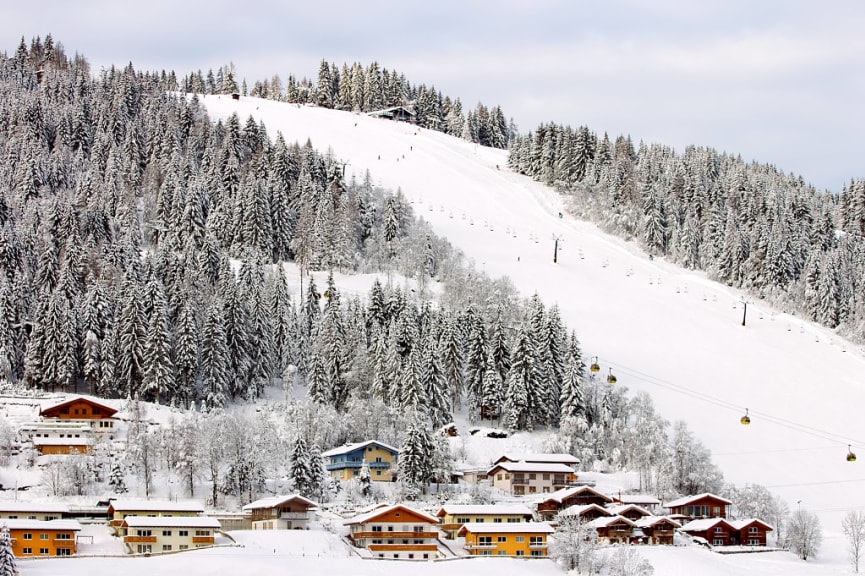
[193,95,864,572]
[7,94,862,574]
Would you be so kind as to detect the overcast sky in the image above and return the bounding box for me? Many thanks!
[4,1,863,191]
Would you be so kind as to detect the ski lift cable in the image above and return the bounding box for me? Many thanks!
[599,357,865,448]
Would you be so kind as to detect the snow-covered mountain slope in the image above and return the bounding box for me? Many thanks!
[200,95,865,558]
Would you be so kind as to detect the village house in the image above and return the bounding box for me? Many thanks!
[678,517,738,546]
[458,522,554,557]
[344,504,440,560]
[122,516,221,554]
[612,493,662,513]
[730,519,774,546]
[322,440,399,482]
[536,486,614,520]
[5,519,81,557]
[242,494,318,530]
[487,461,577,495]
[0,502,70,521]
[664,493,732,519]
[606,504,652,522]
[585,515,637,545]
[38,396,118,435]
[436,504,534,539]
[107,500,206,536]
[19,396,119,455]
[632,516,681,545]
[557,503,613,523]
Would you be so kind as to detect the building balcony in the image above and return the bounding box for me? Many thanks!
[279,513,309,520]
[124,536,156,543]
[367,544,438,552]
[351,531,432,539]
[192,536,214,544]
[464,543,497,549]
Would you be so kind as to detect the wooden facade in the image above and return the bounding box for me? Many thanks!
[679,518,737,546]
[730,519,773,546]
[242,494,317,530]
[585,516,636,545]
[487,462,577,495]
[633,516,680,545]
[665,493,732,519]
[345,504,440,560]
[536,486,614,520]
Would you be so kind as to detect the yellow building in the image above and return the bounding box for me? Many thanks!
[6,519,81,557]
[458,522,554,557]
[122,516,221,554]
[436,504,534,539]
[107,500,205,536]
[322,440,399,482]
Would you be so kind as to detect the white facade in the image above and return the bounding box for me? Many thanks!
[123,516,221,554]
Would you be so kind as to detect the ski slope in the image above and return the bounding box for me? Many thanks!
[198,95,865,570]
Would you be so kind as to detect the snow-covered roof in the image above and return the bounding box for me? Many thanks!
[679,518,734,532]
[585,515,636,529]
[536,485,613,504]
[458,522,554,535]
[343,504,438,525]
[614,494,661,506]
[242,494,318,511]
[729,518,774,531]
[32,437,93,446]
[606,504,652,517]
[39,396,118,418]
[558,504,612,518]
[496,453,580,465]
[634,515,682,529]
[437,504,533,517]
[0,502,70,514]
[664,493,732,508]
[321,440,399,458]
[124,516,221,529]
[108,500,205,513]
[488,461,575,474]
[2,519,81,531]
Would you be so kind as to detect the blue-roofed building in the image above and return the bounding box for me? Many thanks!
[322,440,400,482]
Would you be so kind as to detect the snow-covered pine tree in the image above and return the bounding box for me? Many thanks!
[108,456,127,494]
[290,436,317,497]
[503,325,533,432]
[0,524,17,576]
[200,300,229,409]
[559,331,586,419]
[399,419,434,495]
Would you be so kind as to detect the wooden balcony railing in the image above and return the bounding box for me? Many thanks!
[124,536,157,543]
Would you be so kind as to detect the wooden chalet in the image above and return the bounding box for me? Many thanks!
[679,518,737,546]
[536,486,614,520]
[241,494,318,530]
[585,515,636,545]
[344,504,440,560]
[493,453,580,468]
[633,516,680,545]
[664,493,732,519]
[40,396,118,429]
[606,504,652,522]
[729,518,774,547]
[557,504,612,522]
[367,105,416,123]
[436,504,533,539]
[612,493,662,513]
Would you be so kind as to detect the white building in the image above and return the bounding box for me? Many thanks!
[122,516,221,554]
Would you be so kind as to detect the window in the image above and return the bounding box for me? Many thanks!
[475,518,483,523]
[179,545,188,550]
[516,550,525,556]
[375,470,381,476]
[39,548,49,555]
[162,530,172,537]
[387,526,394,531]
[529,486,537,494]
[368,447,374,452]
[530,536,545,546]
[372,526,383,532]
[542,473,550,480]
[22,548,32,555]
[515,536,525,543]
[497,474,503,481]
[402,540,408,544]
[749,527,759,534]
[714,527,722,534]
[56,533,72,540]
[497,550,507,556]
[423,554,429,559]
[497,536,507,543]
[138,530,152,537]
[372,539,382,544]
[194,530,210,537]
[531,550,544,557]
[377,554,384,558]
[713,539,723,546]
[40,533,49,540]
[748,538,760,546]
[413,525,424,533]
[137,545,152,554]
[23,533,32,540]
[479,536,493,545]
[507,518,521,523]
[479,550,492,556]
[528,473,536,480]
[493,518,502,523]
[413,539,423,545]
[457,517,469,524]
[163,545,172,551]
[375,457,382,462]
[178,530,189,537]
[408,554,414,559]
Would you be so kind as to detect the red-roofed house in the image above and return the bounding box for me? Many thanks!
[730,518,774,546]
[344,504,440,560]
[679,518,738,546]
[664,493,732,519]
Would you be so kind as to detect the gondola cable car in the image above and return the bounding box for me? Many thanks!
[590,356,600,373]
[740,408,751,425]
[848,445,857,462]
[607,368,617,385]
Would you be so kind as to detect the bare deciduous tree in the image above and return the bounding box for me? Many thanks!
[843,510,865,572]
[788,508,823,561]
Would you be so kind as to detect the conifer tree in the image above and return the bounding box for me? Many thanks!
[0,525,17,576]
